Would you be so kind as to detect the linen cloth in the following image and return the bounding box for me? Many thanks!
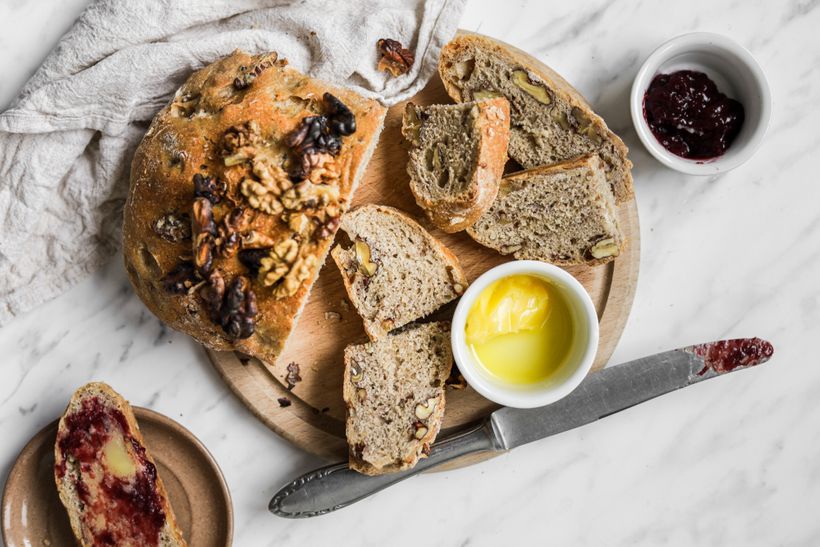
[0,0,466,325]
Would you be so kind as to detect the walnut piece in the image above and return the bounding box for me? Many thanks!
[414,398,437,420]
[354,240,377,277]
[377,38,414,76]
[512,70,552,104]
[589,237,619,259]
[152,212,191,243]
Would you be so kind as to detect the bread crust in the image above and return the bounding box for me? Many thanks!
[404,97,511,232]
[331,204,468,340]
[466,154,626,267]
[438,31,634,203]
[123,51,386,366]
[54,382,186,546]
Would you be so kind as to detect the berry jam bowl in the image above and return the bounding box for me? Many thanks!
[630,32,771,176]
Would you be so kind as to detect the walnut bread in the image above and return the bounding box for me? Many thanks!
[438,32,633,203]
[123,50,387,366]
[331,204,468,340]
[344,321,453,475]
[467,154,624,266]
[54,382,186,547]
[402,97,510,232]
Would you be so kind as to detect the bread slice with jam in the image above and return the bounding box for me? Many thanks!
[54,383,186,547]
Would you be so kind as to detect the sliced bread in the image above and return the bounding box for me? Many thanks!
[331,204,468,340]
[438,32,634,203]
[467,155,624,266]
[343,321,453,475]
[402,97,510,232]
[54,383,186,547]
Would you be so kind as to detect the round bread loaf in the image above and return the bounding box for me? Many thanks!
[123,50,386,365]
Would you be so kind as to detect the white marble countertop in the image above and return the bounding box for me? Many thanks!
[2,1,818,545]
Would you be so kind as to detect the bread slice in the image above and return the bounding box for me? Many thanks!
[343,321,453,475]
[467,155,624,266]
[438,31,633,203]
[123,50,387,367]
[54,383,186,547]
[331,204,468,340]
[402,97,510,232]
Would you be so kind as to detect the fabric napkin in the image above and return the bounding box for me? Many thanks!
[0,0,466,325]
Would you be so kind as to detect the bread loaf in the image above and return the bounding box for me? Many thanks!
[331,204,467,340]
[438,32,633,203]
[402,97,510,232]
[54,383,186,547]
[123,50,386,366]
[467,154,624,266]
[343,322,452,475]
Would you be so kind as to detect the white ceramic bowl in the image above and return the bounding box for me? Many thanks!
[630,32,771,175]
[451,261,599,409]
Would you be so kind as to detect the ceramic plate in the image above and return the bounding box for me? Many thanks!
[2,407,232,546]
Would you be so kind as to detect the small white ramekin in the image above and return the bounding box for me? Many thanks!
[451,261,599,409]
[630,32,771,176]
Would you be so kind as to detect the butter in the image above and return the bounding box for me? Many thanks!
[465,275,573,384]
[102,434,137,478]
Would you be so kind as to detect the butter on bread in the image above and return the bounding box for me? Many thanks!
[54,382,186,547]
[123,50,387,367]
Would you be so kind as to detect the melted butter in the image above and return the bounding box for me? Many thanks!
[465,275,574,384]
[102,434,137,478]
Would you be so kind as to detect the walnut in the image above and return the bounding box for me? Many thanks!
[281,181,340,211]
[285,94,355,181]
[285,362,302,390]
[257,236,300,287]
[222,121,263,164]
[193,173,226,204]
[191,198,218,275]
[377,38,414,76]
[161,261,198,294]
[233,53,278,90]
[218,276,257,339]
[274,254,318,298]
[152,212,191,243]
[238,248,271,274]
[241,179,284,215]
[199,270,226,323]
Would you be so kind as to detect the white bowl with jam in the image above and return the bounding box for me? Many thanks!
[451,261,598,409]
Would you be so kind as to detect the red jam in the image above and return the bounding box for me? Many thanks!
[643,70,744,160]
[688,338,774,376]
[56,397,166,546]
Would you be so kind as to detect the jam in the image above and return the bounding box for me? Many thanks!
[643,70,744,160]
[687,338,774,376]
[56,397,166,546]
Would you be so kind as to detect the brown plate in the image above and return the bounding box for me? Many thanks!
[2,407,232,547]
[207,34,640,469]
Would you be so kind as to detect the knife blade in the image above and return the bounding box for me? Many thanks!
[269,338,773,518]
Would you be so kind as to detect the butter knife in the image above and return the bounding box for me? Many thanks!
[269,338,774,518]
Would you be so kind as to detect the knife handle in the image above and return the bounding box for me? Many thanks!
[269,419,499,518]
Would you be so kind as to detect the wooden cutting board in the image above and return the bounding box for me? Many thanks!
[207,69,640,465]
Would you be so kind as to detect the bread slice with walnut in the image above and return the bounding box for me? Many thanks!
[467,154,624,266]
[402,97,510,232]
[123,50,386,368]
[438,31,633,203]
[54,383,186,547]
[344,321,452,475]
[331,204,467,340]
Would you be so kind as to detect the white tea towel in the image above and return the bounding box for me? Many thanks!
[0,0,466,325]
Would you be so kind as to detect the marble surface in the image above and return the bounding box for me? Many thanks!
[1,0,819,545]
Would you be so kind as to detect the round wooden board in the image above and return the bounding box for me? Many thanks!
[208,72,640,466]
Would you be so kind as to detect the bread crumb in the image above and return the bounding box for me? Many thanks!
[324,311,341,322]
